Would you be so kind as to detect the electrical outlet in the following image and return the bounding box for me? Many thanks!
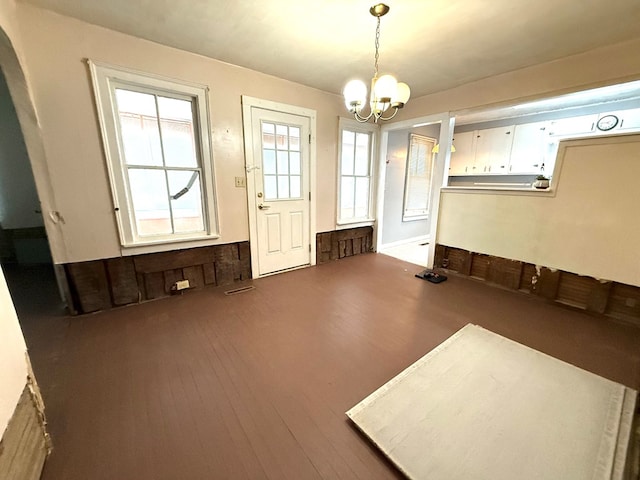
[175,280,190,290]
[235,176,246,188]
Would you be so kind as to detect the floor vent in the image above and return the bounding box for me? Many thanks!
[224,285,255,296]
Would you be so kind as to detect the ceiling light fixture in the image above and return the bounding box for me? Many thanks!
[343,3,410,123]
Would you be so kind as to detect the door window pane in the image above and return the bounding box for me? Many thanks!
[276,124,288,150]
[264,175,277,200]
[263,150,276,174]
[289,127,300,151]
[290,152,300,175]
[278,175,290,199]
[277,151,289,174]
[262,123,275,149]
[290,176,301,198]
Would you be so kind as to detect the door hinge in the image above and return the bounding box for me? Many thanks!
[309,192,311,201]
[309,133,311,144]
[309,244,311,252]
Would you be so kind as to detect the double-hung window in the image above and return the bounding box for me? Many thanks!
[337,118,377,225]
[89,61,218,248]
[403,133,436,221]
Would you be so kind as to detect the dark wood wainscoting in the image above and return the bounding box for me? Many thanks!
[316,226,373,264]
[64,242,251,314]
[434,244,640,328]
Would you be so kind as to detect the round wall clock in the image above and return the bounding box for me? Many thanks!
[596,115,619,131]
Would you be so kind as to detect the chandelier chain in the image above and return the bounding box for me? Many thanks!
[373,16,381,78]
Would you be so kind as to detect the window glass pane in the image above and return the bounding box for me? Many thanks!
[276,124,288,150]
[354,133,370,176]
[289,152,300,175]
[341,130,355,176]
[168,170,204,233]
[116,89,162,166]
[158,97,197,168]
[262,123,275,149]
[355,177,370,218]
[277,151,289,174]
[264,175,277,200]
[277,175,290,199]
[404,135,435,217]
[289,127,300,151]
[263,149,276,174]
[290,176,301,198]
[340,177,355,220]
[128,168,171,236]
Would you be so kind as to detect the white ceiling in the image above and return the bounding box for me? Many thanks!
[19,0,640,98]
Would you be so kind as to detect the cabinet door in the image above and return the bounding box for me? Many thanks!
[474,126,514,174]
[617,109,640,131]
[509,122,548,174]
[548,114,597,137]
[449,131,476,175]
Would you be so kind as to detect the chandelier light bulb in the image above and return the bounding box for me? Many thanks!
[392,82,411,107]
[373,74,398,102]
[343,79,367,112]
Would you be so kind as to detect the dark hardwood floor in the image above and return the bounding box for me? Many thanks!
[6,253,640,480]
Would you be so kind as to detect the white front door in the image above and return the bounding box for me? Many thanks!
[244,104,312,276]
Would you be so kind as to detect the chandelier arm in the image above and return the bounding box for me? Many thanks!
[378,107,400,121]
[354,110,375,123]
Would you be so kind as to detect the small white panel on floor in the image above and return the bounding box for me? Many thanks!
[346,324,637,480]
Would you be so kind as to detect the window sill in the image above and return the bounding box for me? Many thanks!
[336,219,375,230]
[120,234,221,256]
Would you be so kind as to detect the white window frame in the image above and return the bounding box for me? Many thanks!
[88,61,219,250]
[403,133,436,221]
[336,118,378,227]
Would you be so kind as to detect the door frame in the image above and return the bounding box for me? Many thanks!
[376,112,455,267]
[241,96,317,278]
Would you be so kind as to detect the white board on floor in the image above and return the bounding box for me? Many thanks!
[346,324,637,480]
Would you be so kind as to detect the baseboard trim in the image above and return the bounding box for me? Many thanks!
[378,235,430,251]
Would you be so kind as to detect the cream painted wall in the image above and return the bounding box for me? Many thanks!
[0,265,28,436]
[397,37,640,121]
[14,4,344,264]
[437,134,640,287]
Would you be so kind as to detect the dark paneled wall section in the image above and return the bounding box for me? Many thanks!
[65,242,251,314]
[434,244,640,328]
[316,226,373,264]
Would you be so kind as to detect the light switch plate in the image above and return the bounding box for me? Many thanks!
[235,176,246,188]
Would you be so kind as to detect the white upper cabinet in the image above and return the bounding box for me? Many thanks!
[548,114,597,137]
[449,131,476,175]
[612,109,640,131]
[474,126,514,174]
[509,122,549,174]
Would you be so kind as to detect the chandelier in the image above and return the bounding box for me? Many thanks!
[343,3,410,123]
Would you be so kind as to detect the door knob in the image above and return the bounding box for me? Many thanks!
[258,204,270,210]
